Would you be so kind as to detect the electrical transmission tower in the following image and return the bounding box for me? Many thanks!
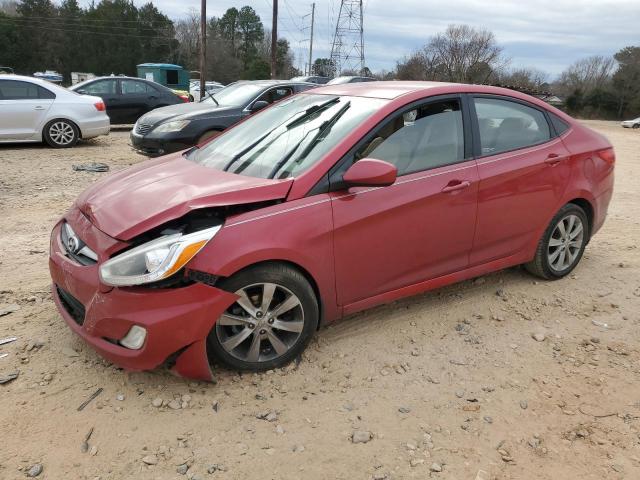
[329,0,365,76]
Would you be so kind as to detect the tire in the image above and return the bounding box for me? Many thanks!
[525,203,589,280]
[207,263,319,371]
[633,124,640,129]
[197,130,222,145]
[43,119,79,148]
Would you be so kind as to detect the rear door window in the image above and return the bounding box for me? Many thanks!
[473,97,551,155]
[121,80,152,95]
[0,80,40,99]
[82,80,117,95]
[548,112,570,135]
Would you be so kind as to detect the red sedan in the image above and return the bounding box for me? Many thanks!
[49,82,615,380]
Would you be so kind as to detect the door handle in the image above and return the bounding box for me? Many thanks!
[34,106,46,110]
[544,153,562,166]
[441,180,471,193]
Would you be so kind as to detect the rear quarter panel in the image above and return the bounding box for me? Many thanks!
[558,122,614,235]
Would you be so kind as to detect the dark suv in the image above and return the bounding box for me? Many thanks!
[130,80,315,156]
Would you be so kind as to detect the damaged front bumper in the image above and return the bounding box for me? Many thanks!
[49,214,236,381]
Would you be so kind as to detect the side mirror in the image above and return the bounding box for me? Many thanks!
[76,89,87,95]
[250,100,269,112]
[343,158,397,187]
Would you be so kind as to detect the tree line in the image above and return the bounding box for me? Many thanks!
[0,0,297,84]
[1,1,638,119]
[394,25,640,119]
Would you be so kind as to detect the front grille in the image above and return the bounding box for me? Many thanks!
[60,223,97,266]
[135,123,153,135]
[56,286,86,326]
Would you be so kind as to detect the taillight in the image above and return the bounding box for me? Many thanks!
[597,148,615,165]
[94,101,106,112]
[178,95,189,103]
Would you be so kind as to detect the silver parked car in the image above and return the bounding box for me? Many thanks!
[189,81,224,101]
[621,117,640,129]
[0,74,110,147]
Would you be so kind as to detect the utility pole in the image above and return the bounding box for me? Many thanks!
[307,3,315,75]
[271,0,278,78]
[199,0,206,96]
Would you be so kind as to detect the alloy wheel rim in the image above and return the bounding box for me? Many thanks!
[49,122,75,145]
[215,282,304,363]
[547,214,584,272]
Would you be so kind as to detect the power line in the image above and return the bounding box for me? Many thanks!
[0,16,174,33]
[0,13,174,25]
[0,18,175,41]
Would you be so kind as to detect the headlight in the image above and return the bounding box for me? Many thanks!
[99,225,221,286]
[153,120,190,133]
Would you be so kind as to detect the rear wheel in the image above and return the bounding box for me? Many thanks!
[207,264,318,371]
[525,203,589,279]
[43,119,79,148]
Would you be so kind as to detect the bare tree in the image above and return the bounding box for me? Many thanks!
[0,0,18,15]
[556,55,615,95]
[396,24,507,83]
[174,10,200,70]
[498,68,549,90]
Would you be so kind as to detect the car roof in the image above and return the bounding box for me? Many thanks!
[231,79,314,87]
[0,74,67,90]
[78,75,150,82]
[137,63,184,69]
[305,80,555,103]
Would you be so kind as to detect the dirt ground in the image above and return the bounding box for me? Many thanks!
[0,121,639,480]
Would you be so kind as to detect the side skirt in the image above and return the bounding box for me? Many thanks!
[342,250,531,316]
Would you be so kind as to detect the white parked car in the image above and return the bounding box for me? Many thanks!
[621,117,640,129]
[0,74,110,147]
[189,81,224,101]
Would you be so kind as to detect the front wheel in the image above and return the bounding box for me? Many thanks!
[207,264,318,371]
[43,119,79,148]
[525,204,589,279]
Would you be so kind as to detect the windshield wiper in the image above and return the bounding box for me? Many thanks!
[223,98,345,174]
[205,90,219,106]
[285,97,340,129]
[269,101,351,179]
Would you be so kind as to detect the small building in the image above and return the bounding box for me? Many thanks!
[136,63,189,91]
[71,72,96,85]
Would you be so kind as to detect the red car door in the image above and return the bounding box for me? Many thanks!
[469,96,572,265]
[330,96,479,307]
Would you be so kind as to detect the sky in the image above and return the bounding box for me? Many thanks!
[134,0,640,79]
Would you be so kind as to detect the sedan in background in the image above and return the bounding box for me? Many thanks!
[327,76,376,84]
[130,80,315,156]
[70,76,184,124]
[190,81,224,101]
[50,82,614,380]
[621,116,640,128]
[0,74,109,147]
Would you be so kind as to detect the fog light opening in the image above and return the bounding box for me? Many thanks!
[119,325,147,350]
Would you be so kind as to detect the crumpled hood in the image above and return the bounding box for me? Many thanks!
[75,152,293,241]
[138,103,239,126]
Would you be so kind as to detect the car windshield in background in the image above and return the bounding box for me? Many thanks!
[200,83,265,105]
[188,94,386,179]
